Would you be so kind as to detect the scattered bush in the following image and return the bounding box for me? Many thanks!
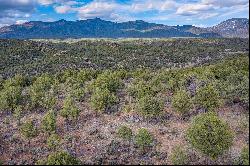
[240,146,249,165]
[59,69,78,84]
[117,125,133,141]
[29,74,57,108]
[89,70,123,93]
[172,90,192,116]
[36,151,80,165]
[42,92,57,110]
[90,88,118,112]
[127,80,155,99]
[76,69,97,85]
[186,112,234,159]
[137,95,163,118]
[216,73,249,106]
[135,128,153,150]
[60,96,80,120]
[13,105,22,125]
[68,84,85,101]
[170,146,188,165]
[3,74,29,88]
[42,110,57,133]
[0,84,22,111]
[47,134,61,150]
[122,104,134,113]
[194,85,222,111]
[20,120,38,139]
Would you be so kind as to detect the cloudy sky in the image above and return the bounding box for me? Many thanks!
[0,0,249,27]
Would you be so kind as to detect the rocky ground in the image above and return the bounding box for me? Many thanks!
[0,101,248,165]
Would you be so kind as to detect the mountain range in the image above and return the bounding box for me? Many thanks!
[0,18,248,39]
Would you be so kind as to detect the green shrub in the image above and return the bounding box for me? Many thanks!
[135,128,153,150]
[194,85,222,111]
[127,80,155,99]
[69,84,85,101]
[43,92,57,110]
[13,105,22,125]
[117,125,133,140]
[170,146,188,165]
[90,88,118,112]
[37,151,80,165]
[3,74,29,88]
[47,134,61,150]
[186,112,234,159]
[137,95,163,118]
[76,69,97,85]
[0,85,22,111]
[122,104,133,113]
[241,146,249,165]
[131,68,152,81]
[60,96,80,120]
[42,110,57,133]
[29,74,57,108]
[20,120,38,139]
[89,70,123,93]
[172,90,192,116]
[216,73,249,106]
[36,159,47,165]
[59,69,78,83]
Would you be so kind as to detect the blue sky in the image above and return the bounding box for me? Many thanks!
[0,0,249,27]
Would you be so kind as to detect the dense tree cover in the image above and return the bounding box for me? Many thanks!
[0,38,248,78]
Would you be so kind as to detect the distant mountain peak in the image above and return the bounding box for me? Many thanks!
[57,19,67,22]
[0,18,248,39]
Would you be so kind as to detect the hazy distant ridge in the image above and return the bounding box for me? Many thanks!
[0,18,248,39]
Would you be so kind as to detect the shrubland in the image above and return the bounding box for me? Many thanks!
[0,39,248,165]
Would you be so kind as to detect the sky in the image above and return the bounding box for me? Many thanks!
[0,0,249,27]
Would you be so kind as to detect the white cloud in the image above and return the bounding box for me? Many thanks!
[130,0,177,13]
[76,1,121,20]
[175,0,249,20]
[54,5,72,14]
[202,0,249,7]
[0,0,249,27]
[37,0,72,5]
[199,12,219,19]
[16,19,28,24]
[37,0,53,5]
[53,0,178,22]
[176,4,214,15]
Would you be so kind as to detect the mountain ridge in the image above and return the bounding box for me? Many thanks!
[0,18,248,39]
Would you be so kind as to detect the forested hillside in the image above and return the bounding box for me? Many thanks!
[0,38,248,78]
